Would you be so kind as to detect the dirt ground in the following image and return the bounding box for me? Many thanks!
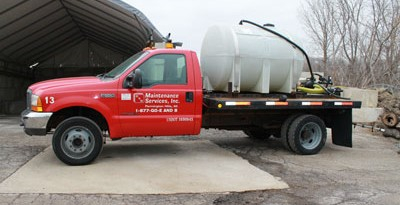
[1,116,399,205]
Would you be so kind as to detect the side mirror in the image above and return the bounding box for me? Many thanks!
[133,69,142,88]
[123,73,134,89]
[123,69,142,89]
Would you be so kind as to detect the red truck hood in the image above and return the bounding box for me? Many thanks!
[29,76,108,94]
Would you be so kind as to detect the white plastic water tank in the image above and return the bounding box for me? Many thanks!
[200,24,304,93]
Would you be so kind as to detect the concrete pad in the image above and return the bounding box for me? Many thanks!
[0,139,288,194]
[342,87,378,108]
[353,107,384,123]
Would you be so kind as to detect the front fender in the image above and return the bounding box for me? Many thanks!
[45,95,123,138]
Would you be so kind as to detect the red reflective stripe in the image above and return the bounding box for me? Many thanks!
[335,102,353,106]
[266,102,288,106]
[302,102,323,106]
[225,102,251,106]
[235,102,251,106]
[341,102,353,106]
[275,102,289,106]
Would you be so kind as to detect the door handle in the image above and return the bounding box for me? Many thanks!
[186,92,193,103]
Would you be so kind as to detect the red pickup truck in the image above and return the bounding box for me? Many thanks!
[21,48,361,165]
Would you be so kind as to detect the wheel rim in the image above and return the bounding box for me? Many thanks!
[299,122,322,150]
[60,126,95,159]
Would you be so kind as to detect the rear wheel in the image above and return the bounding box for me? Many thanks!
[52,117,103,165]
[280,114,301,152]
[288,114,327,155]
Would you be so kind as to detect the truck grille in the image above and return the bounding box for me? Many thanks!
[26,89,32,110]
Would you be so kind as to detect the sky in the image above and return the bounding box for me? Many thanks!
[123,0,310,54]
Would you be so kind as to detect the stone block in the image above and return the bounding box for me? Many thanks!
[342,87,378,108]
[352,107,383,123]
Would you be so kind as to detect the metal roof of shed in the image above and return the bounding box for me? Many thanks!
[0,0,163,66]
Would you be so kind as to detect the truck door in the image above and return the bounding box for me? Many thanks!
[118,53,197,136]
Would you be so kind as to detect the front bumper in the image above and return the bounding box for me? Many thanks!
[20,109,53,136]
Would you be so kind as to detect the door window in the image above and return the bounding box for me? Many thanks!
[137,54,187,87]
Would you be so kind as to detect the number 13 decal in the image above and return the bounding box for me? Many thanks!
[45,96,55,104]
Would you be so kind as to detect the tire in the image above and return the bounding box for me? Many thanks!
[243,129,272,139]
[381,112,399,128]
[52,117,104,165]
[280,114,301,152]
[288,114,327,155]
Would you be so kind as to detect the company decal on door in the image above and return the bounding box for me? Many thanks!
[131,93,180,114]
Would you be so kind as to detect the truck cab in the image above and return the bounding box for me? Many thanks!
[116,49,203,137]
[21,49,203,165]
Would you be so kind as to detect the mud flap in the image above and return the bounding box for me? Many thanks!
[331,109,353,147]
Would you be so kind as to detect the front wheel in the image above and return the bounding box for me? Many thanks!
[52,117,103,165]
[288,114,327,155]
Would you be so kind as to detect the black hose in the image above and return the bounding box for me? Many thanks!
[239,20,315,81]
[315,83,350,100]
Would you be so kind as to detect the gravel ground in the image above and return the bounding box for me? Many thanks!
[1,116,399,205]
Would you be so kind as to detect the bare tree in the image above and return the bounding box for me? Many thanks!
[301,0,400,89]
[301,0,339,71]
[359,0,400,87]
[379,0,400,86]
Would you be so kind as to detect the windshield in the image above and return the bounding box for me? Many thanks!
[102,51,148,78]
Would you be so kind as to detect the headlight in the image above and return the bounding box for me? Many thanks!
[31,94,43,112]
